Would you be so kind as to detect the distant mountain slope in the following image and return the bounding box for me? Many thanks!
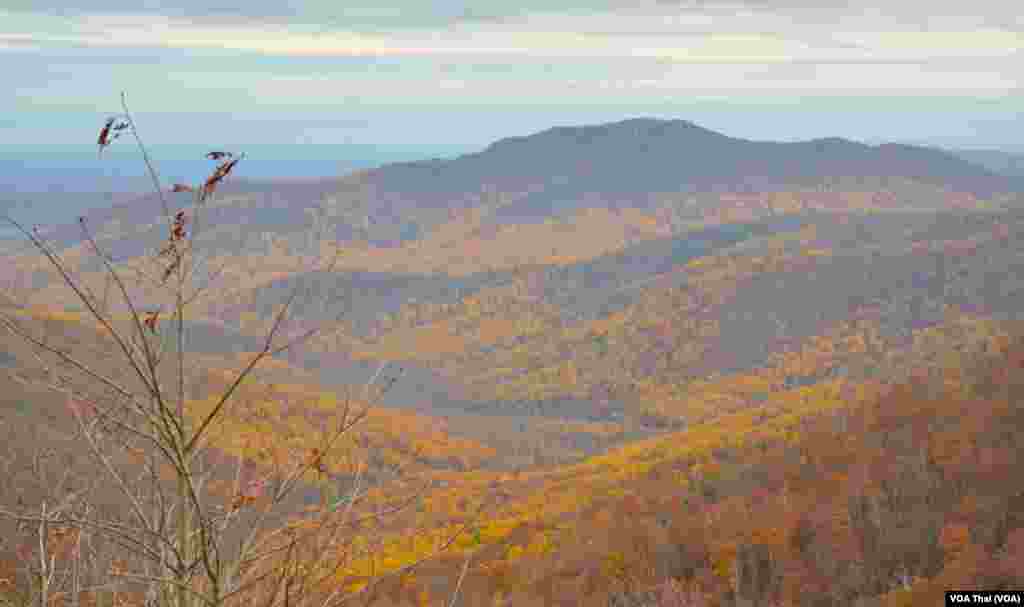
[950,148,1024,178]
[350,118,1021,218]
[30,118,1022,255]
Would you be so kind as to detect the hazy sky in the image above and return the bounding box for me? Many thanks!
[5,1,1022,148]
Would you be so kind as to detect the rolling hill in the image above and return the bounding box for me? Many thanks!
[3,117,1024,606]
[951,147,1024,178]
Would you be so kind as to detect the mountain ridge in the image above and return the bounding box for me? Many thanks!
[357,117,1019,208]
[21,117,1024,255]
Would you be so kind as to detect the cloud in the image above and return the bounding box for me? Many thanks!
[7,0,1022,41]
[1,1,610,31]
[2,1,1021,146]
[5,7,1020,66]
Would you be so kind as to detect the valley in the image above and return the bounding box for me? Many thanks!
[2,118,1023,606]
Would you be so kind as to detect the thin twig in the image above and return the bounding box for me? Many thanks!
[446,550,474,607]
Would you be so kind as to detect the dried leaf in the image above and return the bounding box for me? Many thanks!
[305,448,328,474]
[162,256,181,283]
[201,154,243,202]
[230,493,257,511]
[170,210,188,241]
[97,116,129,156]
[97,118,114,148]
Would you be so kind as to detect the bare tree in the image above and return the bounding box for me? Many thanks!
[0,94,482,607]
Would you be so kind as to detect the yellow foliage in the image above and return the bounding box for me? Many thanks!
[22,305,85,325]
[878,586,918,607]
[266,313,1018,594]
[602,550,629,579]
[712,543,737,583]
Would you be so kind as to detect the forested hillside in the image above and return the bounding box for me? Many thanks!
[2,118,1023,606]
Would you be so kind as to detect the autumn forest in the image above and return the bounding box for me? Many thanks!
[1,115,1023,607]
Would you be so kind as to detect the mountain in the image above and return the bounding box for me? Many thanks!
[0,142,475,243]
[6,119,1024,606]
[950,148,1024,178]
[347,117,1021,219]
[31,118,1023,256]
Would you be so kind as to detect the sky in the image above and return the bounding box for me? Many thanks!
[4,1,1023,149]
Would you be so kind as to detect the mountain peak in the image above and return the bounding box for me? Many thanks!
[482,117,726,154]
[358,116,1020,217]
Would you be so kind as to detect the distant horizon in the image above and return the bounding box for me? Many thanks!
[3,119,1024,204]
[4,120,1024,155]
[0,142,478,195]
